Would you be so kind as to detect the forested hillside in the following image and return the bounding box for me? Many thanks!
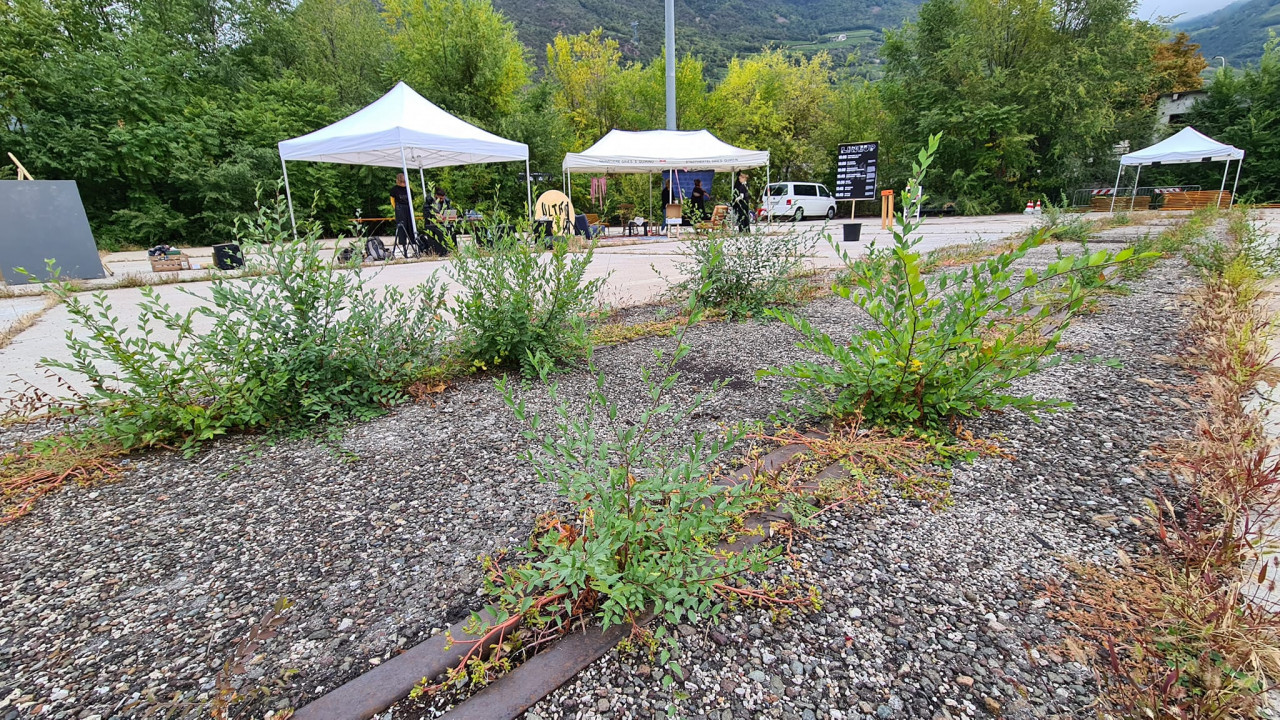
[491,0,917,68]
[1177,0,1279,66]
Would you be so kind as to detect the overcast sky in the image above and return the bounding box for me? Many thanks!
[1133,0,1238,22]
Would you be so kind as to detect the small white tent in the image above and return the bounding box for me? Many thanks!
[561,129,770,224]
[277,82,531,237]
[562,129,769,173]
[1109,126,1245,211]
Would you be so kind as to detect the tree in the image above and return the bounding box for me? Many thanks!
[1181,38,1280,203]
[290,0,393,107]
[382,0,528,126]
[545,30,629,147]
[710,49,834,180]
[879,0,1167,212]
[1152,32,1209,97]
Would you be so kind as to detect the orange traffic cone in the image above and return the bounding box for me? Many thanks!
[1023,201,1035,215]
[1033,200,1042,214]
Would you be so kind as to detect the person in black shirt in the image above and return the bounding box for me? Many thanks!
[431,186,451,218]
[390,173,414,254]
[733,172,752,232]
[689,179,708,224]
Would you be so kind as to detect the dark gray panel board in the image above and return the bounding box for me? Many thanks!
[0,180,106,284]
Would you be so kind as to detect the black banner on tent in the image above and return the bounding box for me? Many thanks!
[834,142,878,201]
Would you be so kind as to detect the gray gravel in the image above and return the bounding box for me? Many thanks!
[0,277,865,719]
[0,239,1196,720]
[512,258,1199,720]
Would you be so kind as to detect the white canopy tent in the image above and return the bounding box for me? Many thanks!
[277,81,531,237]
[1109,126,1245,211]
[561,129,770,222]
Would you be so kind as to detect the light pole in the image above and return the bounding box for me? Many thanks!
[665,0,676,130]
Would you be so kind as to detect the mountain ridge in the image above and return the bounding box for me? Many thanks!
[1176,0,1278,65]
[490,0,919,67]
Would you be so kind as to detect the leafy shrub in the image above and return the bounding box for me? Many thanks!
[32,188,449,452]
[663,228,816,319]
[450,224,605,376]
[498,338,779,629]
[762,136,1145,431]
[1036,201,1095,243]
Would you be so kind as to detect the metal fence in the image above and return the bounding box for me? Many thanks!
[1070,185,1202,209]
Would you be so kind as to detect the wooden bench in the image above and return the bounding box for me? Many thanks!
[1161,191,1232,210]
[1090,195,1150,212]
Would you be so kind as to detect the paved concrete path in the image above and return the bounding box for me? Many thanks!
[0,213,1046,400]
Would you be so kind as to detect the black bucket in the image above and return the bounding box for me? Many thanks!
[842,223,862,243]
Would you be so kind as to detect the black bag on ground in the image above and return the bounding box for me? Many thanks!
[365,236,387,261]
[417,221,450,256]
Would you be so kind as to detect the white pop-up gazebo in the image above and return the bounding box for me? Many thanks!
[1109,126,1245,211]
[278,82,531,237]
[561,129,770,220]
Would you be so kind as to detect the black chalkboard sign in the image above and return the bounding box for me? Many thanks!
[834,142,878,201]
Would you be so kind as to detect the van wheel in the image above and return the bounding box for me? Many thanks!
[826,205,836,220]
[793,207,805,222]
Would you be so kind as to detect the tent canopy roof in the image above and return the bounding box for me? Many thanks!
[1121,126,1244,166]
[562,129,769,173]
[278,82,528,169]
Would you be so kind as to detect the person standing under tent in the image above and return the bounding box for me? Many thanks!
[733,172,752,233]
[660,179,675,230]
[689,179,708,224]
[390,173,414,257]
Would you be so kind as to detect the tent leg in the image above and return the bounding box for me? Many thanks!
[766,165,771,224]
[525,159,533,220]
[1129,165,1142,212]
[281,156,297,238]
[1109,163,1123,213]
[1230,157,1243,208]
[1218,160,1230,209]
[400,145,417,242]
[648,174,652,222]
[419,167,429,210]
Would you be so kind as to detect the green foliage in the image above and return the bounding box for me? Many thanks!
[879,0,1168,212]
[493,318,780,633]
[1185,206,1280,278]
[545,30,711,149]
[1035,202,1096,244]
[36,188,448,452]
[383,0,528,125]
[491,0,920,72]
[761,136,1148,431]
[1180,39,1280,204]
[664,228,817,319]
[709,50,837,181]
[450,227,605,376]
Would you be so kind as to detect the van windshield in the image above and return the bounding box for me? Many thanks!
[767,184,787,196]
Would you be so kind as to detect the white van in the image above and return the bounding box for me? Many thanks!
[763,182,837,221]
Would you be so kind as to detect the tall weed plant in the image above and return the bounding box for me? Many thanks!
[450,225,604,376]
[663,227,817,319]
[762,136,1147,431]
[33,188,449,452]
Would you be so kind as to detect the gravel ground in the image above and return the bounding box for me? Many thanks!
[513,258,1199,720]
[0,239,1196,720]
